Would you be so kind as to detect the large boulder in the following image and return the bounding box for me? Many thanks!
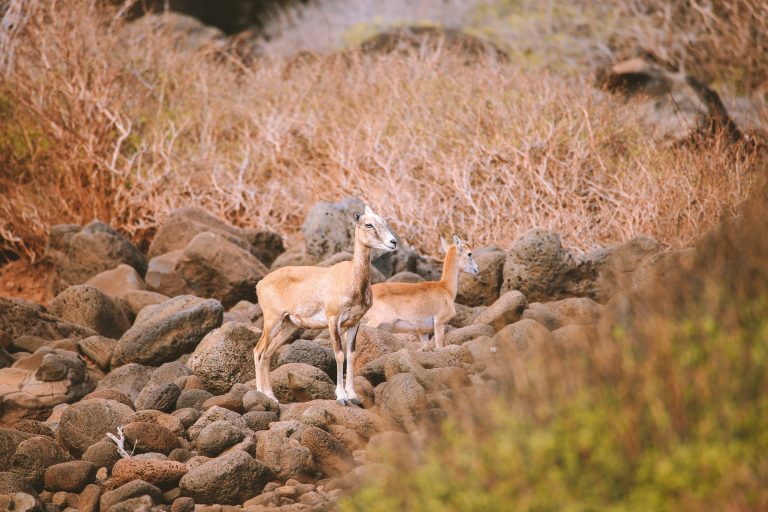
[301,197,365,260]
[77,335,117,372]
[187,322,258,395]
[522,297,603,330]
[590,236,663,301]
[47,221,147,294]
[122,421,180,455]
[0,297,96,342]
[56,398,134,457]
[254,428,314,481]
[99,480,163,512]
[49,285,131,339]
[111,296,223,367]
[187,406,246,441]
[456,249,506,306]
[111,459,187,488]
[353,326,410,374]
[0,472,42,509]
[43,461,96,493]
[279,400,387,440]
[145,232,269,308]
[270,363,336,403]
[195,420,247,457]
[0,429,35,471]
[147,207,284,266]
[179,451,271,504]
[500,229,584,302]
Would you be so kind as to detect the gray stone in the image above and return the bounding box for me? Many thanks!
[195,420,246,457]
[84,264,146,298]
[457,249,506,306]
[56,399,134,457]
[175,389,213,411]
[270,363,336,403]
[99,480,162,512]
[96,363,153,401]
[77,336,117,371]
[472,290,528,331]
[186,406,246,441]
[376,373,427,431]
[112,296,223,367]
[82,440,121,471]
[277,340,336,381]
[49,285,131,339]
[9,435,69,489]
[242,411,278,432]
[300,427,354,476]
[134,361,191,411]
[301,197,365,260]
[0,297,96,342]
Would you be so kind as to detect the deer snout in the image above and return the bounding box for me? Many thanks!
[386,238,397,249]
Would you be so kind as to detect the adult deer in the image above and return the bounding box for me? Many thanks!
[363,235,478,350]
[254,205,397,405]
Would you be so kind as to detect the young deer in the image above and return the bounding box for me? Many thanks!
[253,205,397,405]
[363,235,478,350]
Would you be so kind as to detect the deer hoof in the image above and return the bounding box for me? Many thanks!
[347,397,362,407]
[336,398,348,406]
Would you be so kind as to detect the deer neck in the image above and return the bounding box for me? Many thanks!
[351,233,372,295]
[440,246,460,299]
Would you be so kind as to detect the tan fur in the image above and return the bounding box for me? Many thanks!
[253,205,396,405]
[363,236,478,349]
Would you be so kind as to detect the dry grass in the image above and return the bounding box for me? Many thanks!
[0,0,762,263]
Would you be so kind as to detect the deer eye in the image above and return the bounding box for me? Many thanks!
[365,223,373,229]
[468,253,472,257]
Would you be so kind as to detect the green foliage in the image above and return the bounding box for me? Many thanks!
[343,292,768,511]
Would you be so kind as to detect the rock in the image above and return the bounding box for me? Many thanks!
[523,298,603,330]
[33,349,86,383]
[0,429,34,473]
[195,421,246,457]
[471,290,528,331]
[171,408,200,430]
[11,420,54,438]
[147,207,283,265]
[270,363,336,403]
[443,324,495,346]
[599,54,741,143]
[0,492,40,511]
[179,451,271,504]
[591,236,664,300]
[450,303,484,328]
[202,393,243,413]
[0,297,96,342]
[0,352,95,425]
[270,245,318,270]
[135,383,181,413]
[112,296,223,367]
[134,361,191,410]
[301,197,365,260]
[376,373,427,431]
[187,406,246,441]
[492,318,553,353]
[78,484,101,512]
[96,363,153,401]
[43,461,96,492]
[82,441,121,471]
[426,366,470,389]
[186,322,258,395]
[300,427,354,476]
[106,494,154,511]
[457,249,506,306]
[353,327,409,374]
[82,389,135,410]
[124,409,186,438]
[277,340,336,381]
[77,336,117,372]
[56,399,134,457]
[99,480,163,512]
[224,300,262,324]
[241,390,279,413]
[242,411,278,432]
[551,324,597,355]
[279,400,387,440]
[47,221,147,294]
[386,271,424,283]
[111,459,187,488]
[11,336,50,354]
[121,291,169,317]
[254,429,314,481]
[176,389,213,411]
[500,229,581,302]
[0,473,42,509]
[171,496,195,512]
[84,264,146,298]
[9,435,69,489]
[122,422,180,455]
[146,232,269,308]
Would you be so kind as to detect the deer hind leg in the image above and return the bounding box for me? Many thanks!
[344,323,361,406]
[434,318,447,351]
[254,315,294,404]
[328,316,349,405]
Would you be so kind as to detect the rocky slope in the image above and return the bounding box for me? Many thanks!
[0,197,679,511]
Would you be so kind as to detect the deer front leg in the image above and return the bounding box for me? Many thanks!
[344,323,361,406]
[328,316,349,405]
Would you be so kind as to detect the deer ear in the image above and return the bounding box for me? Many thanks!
[453,234,462,247]
[439,237,449,253]
[364,205,373,216]
[353,212,361,223]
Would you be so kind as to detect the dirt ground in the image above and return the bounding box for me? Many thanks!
[0,260,54,304]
